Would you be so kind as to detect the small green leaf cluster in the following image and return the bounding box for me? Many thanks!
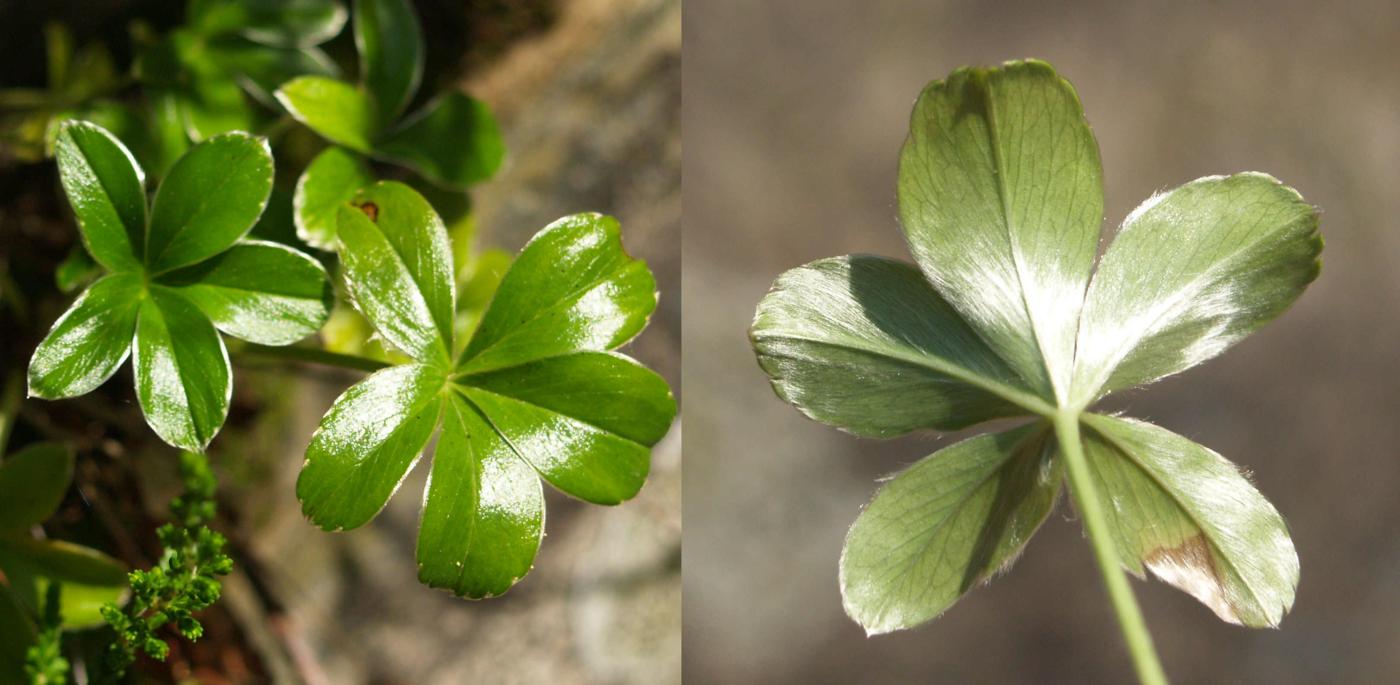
[278,0,504,248]
[135,0,347,141]
[296,183,675,597]
[0,23,124,163]
[23,584,69,685]
[100,451,233,677]
[751,60,1319,636]
[28,120,332,452]
[0,443,126,683]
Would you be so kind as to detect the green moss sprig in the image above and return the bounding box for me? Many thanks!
[99,451,233,678]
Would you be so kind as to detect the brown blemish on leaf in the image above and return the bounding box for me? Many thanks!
[1144,534,1241,624]
[353,201,379,222]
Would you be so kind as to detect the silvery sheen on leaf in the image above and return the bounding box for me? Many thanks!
[750,59,1319,633]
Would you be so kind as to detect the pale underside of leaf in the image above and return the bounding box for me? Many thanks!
[750,255,1046,437]
[840,424,1062,634]
[1077,414,1298,627]
[897,59,1103,403]
[1070,172,1322,404]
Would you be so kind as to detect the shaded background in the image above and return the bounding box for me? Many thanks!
[683,1,1400,683]
[1,0,679,682]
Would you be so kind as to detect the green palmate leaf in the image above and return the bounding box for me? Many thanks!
[33,121,330,452]
[1077,414,1298,627]
[297,363,444,530]
[160,241,333,345]
[0,583,37,682]
[190,0,348,48]
[336,182,455,363]
[458,213,656,374]
[0,536,127,588]
[294,146,375,248]
[276,76,380,152]
[355,0,423,122]
[751,255,1042,437]
[53,121,147,272]
[841,426,1062,634]
[146,132,274,272]
[206,37,339,107]
[299,184,671,596]
[377,93,505,187]
[417,391,543,598]
[28,273,142,399]
[133,288,231,451]
[459,352,674,504]
[1070,173,1322,404]
[898,60,1102,402]
[0,443,73,531]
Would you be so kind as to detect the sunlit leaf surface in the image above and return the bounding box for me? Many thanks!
[417,391,543,598]
[133,288,232,451]
[294,146,375,248]
[29,121,329,451]
[299,184,673,597]
[53,121,147,272]
[161,241,333,345]
[276,76,381,151]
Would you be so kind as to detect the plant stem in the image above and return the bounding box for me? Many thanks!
[1052,412,1169,685]
[0,370,23,456]
[237,344,389,373]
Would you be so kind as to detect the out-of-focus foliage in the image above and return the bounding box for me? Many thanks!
[134,0,346,142]
[0,442,126,684]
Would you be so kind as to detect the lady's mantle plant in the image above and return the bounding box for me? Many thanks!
[275,0,504,248]
[296,182,675,598]
[27,121,332,451]
[750,60,1318,684]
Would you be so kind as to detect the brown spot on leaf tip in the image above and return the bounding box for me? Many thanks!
[1144,535,1240,624]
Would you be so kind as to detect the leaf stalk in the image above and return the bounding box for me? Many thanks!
[1053,411,1169,685]
[237,343,390,373]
